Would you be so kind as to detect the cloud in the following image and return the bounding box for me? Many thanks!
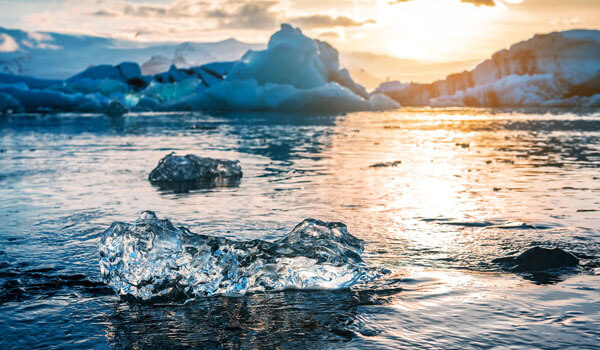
[89,0,211,19]
[288,15,375,29]
[550,17,582,27]
[460,0,496,6]
[318,31,341,39]
[207,1,280,29]
[390,0,498,6]
[87,1,371,31]
[87,0,281,30]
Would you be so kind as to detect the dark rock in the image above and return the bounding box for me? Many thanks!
[149,153,242,192]
[493,246,579,272]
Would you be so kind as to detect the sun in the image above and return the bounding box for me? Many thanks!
[379,0,506,60]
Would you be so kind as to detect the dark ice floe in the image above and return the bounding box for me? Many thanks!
[148,153,242,192]
[99,211,381,300]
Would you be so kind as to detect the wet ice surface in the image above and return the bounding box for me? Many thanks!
[100,212,380,300]
[0,109,599,348]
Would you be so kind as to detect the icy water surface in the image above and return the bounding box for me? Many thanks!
[0,109,599,349]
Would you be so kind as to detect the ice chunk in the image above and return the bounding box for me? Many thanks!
[68,64,123,82]
[142,78,202,102]
[200,61,236,78]
[181,80,392,112]
[0,85,102,112]
[67,61,142,84]
[134,96,161,111]
[227,25,329,89]
[117,62,142,81]
[0,92,21,112]
[188,67,222,87]
[369,93,401,110]
[99,211,381,300]
[149,153,242,191]
[153,64,189,84]
[104,100,128,116]
[0,73,61,90]
[64,78,129,97]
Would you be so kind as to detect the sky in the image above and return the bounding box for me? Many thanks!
[0,0,598,62]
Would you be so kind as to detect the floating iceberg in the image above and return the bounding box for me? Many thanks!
[0,24,398,114]
[162,24,398,112]
[375,30,600,108]
[99,211,381,300]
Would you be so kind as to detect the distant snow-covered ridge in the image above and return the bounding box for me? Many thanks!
[0,24,399,114]
[0,27,263,79]
[375,30,600,108]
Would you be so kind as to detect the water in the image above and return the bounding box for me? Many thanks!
[0,108,599,348]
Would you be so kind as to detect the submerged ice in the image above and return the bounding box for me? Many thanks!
[99,211,380,300]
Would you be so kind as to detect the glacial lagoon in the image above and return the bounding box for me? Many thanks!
[0,108,599,348]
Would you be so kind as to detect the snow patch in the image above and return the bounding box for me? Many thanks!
[0,34,18,53]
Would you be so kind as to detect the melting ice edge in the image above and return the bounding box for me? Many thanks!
[100,211,383,301]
